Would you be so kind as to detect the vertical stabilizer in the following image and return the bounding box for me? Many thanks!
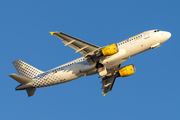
[13,59,44,78]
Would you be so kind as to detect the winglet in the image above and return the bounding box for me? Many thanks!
[49,32,55,35]
[102,92,106,96]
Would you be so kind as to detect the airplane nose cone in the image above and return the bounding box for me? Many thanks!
[166,32,171,39]
[160,31,171,43]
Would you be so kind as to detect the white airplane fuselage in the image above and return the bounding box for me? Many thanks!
[29,30,171,88]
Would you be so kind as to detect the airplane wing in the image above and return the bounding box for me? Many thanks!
[50,32,100,56]
[101,76,116,96]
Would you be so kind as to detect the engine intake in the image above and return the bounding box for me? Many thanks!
[96,43,118,56]
[116,64,136,77]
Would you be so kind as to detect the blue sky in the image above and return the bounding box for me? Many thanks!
[1,0,180,120]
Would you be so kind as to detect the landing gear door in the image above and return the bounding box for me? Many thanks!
[144,32,150,39]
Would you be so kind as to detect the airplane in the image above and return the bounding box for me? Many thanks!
[9,29,171,97]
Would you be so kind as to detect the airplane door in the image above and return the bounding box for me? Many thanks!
[144,32,150,39]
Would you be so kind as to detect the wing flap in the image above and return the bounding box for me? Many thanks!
[101,76,116,96]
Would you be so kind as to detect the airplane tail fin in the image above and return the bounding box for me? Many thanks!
[10,59,43,97]
[12,59,44,78]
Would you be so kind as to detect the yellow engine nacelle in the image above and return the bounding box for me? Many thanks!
[100,43,118,56]
[118,64,136,77]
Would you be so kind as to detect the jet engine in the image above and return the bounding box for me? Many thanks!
[96,43,118,57]
[116,64,136,77]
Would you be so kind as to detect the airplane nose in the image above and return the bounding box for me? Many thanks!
[160,31,171,43]
[166,32,171,39]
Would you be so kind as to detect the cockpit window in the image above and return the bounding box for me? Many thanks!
[154,30,160,32]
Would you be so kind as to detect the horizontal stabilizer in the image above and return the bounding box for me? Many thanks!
[26,88,36,97]
[9,74,34,85]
